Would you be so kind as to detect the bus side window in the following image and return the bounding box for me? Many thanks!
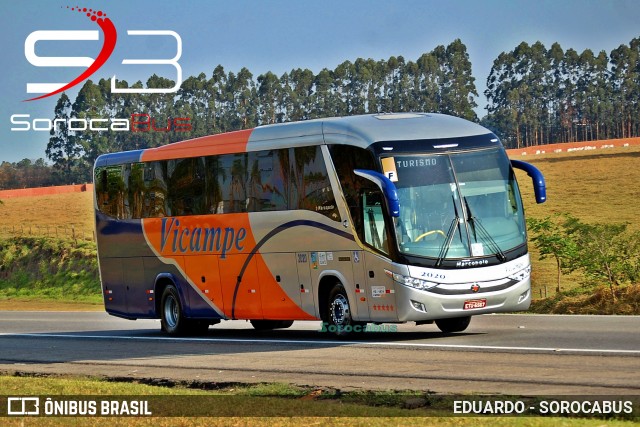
[100,165,126,219]
[290,146,339,221]
[329,144,379,243]
[167,157,207,216]
[216,153,248,214]
[247,149,288,212]
[122,164,132,219]
[362,190,390,254]
[143,162,168,218]
[128,163,145,219]
[96,168,109,207]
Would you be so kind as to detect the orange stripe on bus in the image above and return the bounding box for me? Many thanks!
[142,214,315,320]
[255,255,317,320]
[140,128,254,161]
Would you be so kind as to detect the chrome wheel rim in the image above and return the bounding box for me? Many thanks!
[164,295,178,328]
[330,294,349,326]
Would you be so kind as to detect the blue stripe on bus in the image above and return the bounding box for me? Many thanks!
[230,219,356,319]
[95,150,144,167]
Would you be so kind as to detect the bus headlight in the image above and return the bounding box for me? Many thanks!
[385,270,438,290]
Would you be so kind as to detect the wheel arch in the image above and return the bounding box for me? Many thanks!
[153,273,187,318]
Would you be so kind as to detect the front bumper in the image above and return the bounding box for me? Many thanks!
[395,275,531,322]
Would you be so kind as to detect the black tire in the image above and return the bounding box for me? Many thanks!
[250,320,294,330]
[160,285,189,336]
[325,283,365,337]
[435,316,471,333]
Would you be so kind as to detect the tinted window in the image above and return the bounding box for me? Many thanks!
[167,157,206,216]
[127,163,145,219]
[329,145,378,240]
[291,146,339,221]
[216,153,248,213]
[247,150,288,211]
[96,146,337,219]
[205,156,224,214]
[95,165,127,219]
[143,162,168,218]
[95,168,108,214]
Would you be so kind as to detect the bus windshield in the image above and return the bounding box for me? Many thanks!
[387,148,526,261]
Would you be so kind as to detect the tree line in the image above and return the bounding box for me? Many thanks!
[483,38,640,148]
[43,39,477,185]
[0,159,60,190]
[2,37,640,189]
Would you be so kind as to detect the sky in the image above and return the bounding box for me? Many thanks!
[1,0,639,163]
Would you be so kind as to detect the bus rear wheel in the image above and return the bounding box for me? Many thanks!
[250,320,294,330]
[325,283,365,337]
[160,285,190,336]
[435,316,471,333]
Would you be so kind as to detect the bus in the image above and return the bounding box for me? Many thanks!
[93,112,546,336]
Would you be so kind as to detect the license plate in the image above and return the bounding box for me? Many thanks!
[463,299,486,310]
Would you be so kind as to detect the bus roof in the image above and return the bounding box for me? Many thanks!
[95,113,493,166]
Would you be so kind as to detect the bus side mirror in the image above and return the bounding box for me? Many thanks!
[354,169,400,217]
[511,160,547,204]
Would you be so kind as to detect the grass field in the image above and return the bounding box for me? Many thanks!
[0,237,101,303]
[514,147,640,230]
[0,145,639,303]
[514,146,640,298]
[0,191,95,241]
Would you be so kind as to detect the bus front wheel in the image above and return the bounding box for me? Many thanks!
[326,283,365,337]
[160,285,189,336]
[435,316,471,333]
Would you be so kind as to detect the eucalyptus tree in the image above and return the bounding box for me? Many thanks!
[47,92,85,182]
[207,65,228,133]
[257,71,283,125]
[176,72,211,139]
[610,38,640,138]
[283,68,314,121]
[439,39,478,121]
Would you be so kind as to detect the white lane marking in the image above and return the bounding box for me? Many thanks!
[0,332,638,355]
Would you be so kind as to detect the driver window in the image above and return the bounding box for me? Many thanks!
[362,190,390,254]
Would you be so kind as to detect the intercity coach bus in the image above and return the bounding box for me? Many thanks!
[94,113,546,336]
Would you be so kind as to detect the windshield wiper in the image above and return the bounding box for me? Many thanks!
[435,195,461,268]
[435,217,460,267]
[463,196,506,262]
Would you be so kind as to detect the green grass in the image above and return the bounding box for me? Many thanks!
[0,374,637,426]
[529,283,640,314]
[0,236,101,303]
